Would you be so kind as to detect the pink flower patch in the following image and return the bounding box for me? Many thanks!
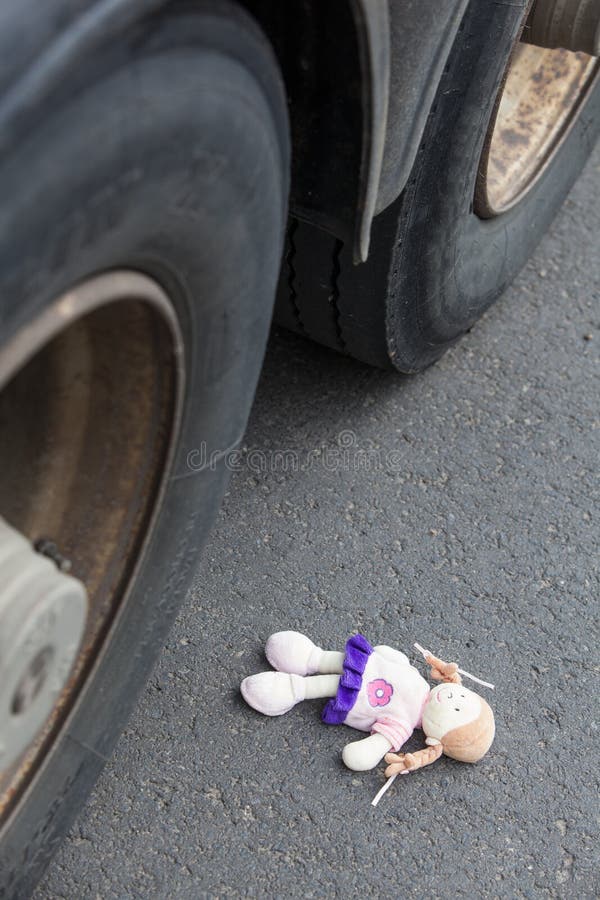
[367,678,393,708]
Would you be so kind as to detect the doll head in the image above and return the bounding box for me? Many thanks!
[421,682,495,763]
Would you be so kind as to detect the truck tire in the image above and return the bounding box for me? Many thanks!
[275,0,600,371]
[0,4,288,896]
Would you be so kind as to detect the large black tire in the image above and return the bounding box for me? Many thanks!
[0,4,288,896]
[275,0,600,372]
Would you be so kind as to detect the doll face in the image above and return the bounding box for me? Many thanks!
[421,683,482,741]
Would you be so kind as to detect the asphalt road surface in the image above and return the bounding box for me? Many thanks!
[38,143,600,898]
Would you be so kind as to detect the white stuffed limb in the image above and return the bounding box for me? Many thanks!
[265,630,344,675]
[342,733,393,771]
[241,670,340,716]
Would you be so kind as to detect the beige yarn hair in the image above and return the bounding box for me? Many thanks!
[441,695,495,763]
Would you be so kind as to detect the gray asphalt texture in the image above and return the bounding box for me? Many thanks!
[38,144,600,898]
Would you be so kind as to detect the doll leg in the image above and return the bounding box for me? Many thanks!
[342,733,393,771]
[304,674,340,698]
[266,631,344,676]
[241,671,339,716]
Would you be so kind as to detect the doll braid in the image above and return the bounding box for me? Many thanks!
[383,742,443,776]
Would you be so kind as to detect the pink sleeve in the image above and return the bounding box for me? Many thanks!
[371,716,413,752]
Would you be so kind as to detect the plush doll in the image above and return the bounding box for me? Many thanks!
[241,632,495,778]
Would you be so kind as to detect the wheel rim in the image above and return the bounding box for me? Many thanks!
[476,42,599,217]
[0,271,183,824]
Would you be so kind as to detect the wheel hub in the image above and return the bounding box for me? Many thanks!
[0,271,182,823]
[476,39,599,217]
[0,517,87,771]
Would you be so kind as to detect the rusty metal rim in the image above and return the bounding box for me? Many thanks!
[0,270,184,826]
[0,270,183,391]
[476,43,600,218]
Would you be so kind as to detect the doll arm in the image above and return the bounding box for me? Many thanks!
[426,653,462,684]
[384,740,443,776]
[342,733,393,771]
